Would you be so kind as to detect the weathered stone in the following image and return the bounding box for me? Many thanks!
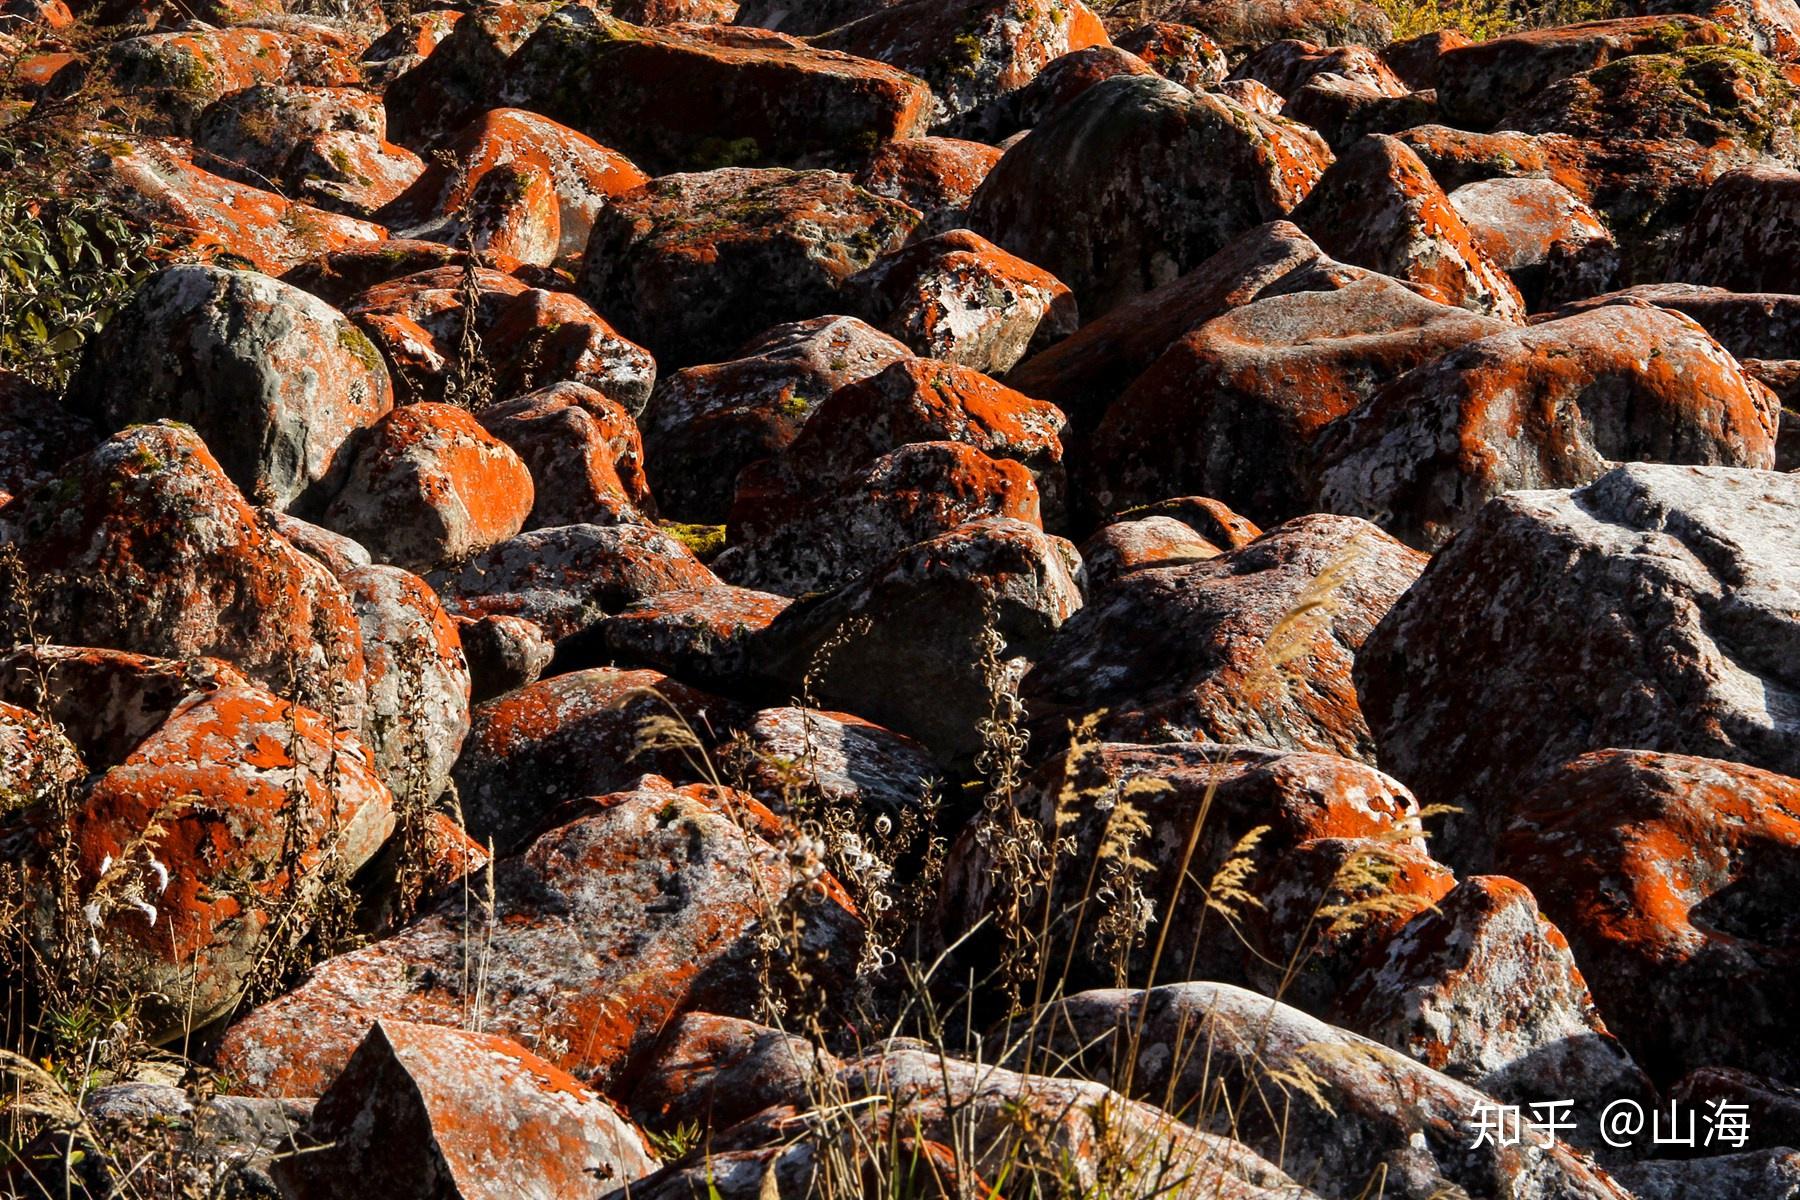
[641,315,912,523]
[481,382,654,529]
[428,523,717,642]
[1024,515,1425,759]
[1673,163,1800,294]
[1040,983,1634,1200]
[853,136,1003,234]
[717,440,1042,596]
[383,3,555,149]
[378,108,648,263]
[968,75,1331,319]
[1496,749,1800,1085]
[1127,0,1392,55]
[1289,134,1526,321]
[0,423,369,721]
[275,1019,656,1200]
[590,584,790,686]
[1613,1150,1800,1200]
[1316,305,1779,550]
[456,613,554,703]
[1285,73,1439,152]
[1114,22,1228,90]
[322,402,535,574]
[1447,176,1618,308]
[214,775,862,1096]
[750,516,1081,763]
[20,686,392,1036]
[1381,28,1470,90]
[629,1014,834,1135]
[846,229,1078,375]
[983,45,1158,140]
[0,373,97,510]
[102,26,360,135]
[0,700,83,821]
[1231,37,1408,99]
[501,12,934,175]
[71,265,393,511]
[1085,272,1505,524]
[1357,463,1800,865]
[729,705,938,817]
[1078,516,1223,594]
[579,168,921,369]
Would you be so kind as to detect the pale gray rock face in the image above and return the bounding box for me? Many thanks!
[1040,982,1635,1200]
[1336,874,1654,1154]
[1357,463,1800,867]
[70,265,393,511]
[1613,1149,1800,1200]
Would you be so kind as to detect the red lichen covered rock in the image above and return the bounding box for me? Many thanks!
[275,1020,656,1199]
[943,740,1435,996]
[1289,134,1526,322]
[358,8,463,88]
[1078,516,1224,593]
[194,84,424,218]
[345,266,656,411]
[1356,463,1800,867]
[1316,305,1779,550]
[1043,983,1635,1200]
[213,774,862,1096]
[451,665,737,854]
[1284,71,1438,152]
[1113,21,1228,90]
[846,228,1078,375]
[0,423,369,721]
[70,265,393,511]
[629,1014,834,1135]
[1123,0,1392,54]
[729,705,937,817]
[741,356,1066,531]
[1005,220,1329,434]
[89,138,386,275]
[101,26,360,135]
[383,3,555,149]
[717,440,1042,596]
[591,582,789,685]
[322,402,535,574]
[0,646,247,772]
[1231,37,1408,99]
[579,167,921,369]
[853,136,1003,234]
[1496,750,1800,1085]
[456,613,554,703]
[970,44,1154,140]
[1024,514,1425,760]
[641,315,912,523]
[1085,272,1506,524]
[378,108,649,263]
[500,13,934,176]
[480,382,654,529]
[1673,163,1800,293]
[428,523,717,642]
[750,516,1081,762]
[0,700,83,821]
[339,564,471,805]
[1434,14,1728,130]
[25,686,393,1036]
[1338,875,1654,1138]
[1447,176,1618,308]
[1383,28,1471,90]
[814,0,1110,133]
[969,75,1331,319]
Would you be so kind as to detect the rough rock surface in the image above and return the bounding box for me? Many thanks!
[1023,514,1425,759]
[70,265,393,510]
[213,775,862,1097]
[1358,463,1800,864]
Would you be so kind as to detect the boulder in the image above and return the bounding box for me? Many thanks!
[70,264,393,511]
[1316,304,1779,549]
[377,108,648,263]
[1023,514,1425,760]
[578,168,921,369]
[1288,134,1527,322]
[727,706,938,817]
[590,584,791,686]
[0,700,83,821]
[102,26,360,135]
[451,666,737,855]
[1495,749,1800,1085]
[1613,1151,1800,1200]
[845,228,1078,375]
[853,136,1003,234]
[321,402,535,574]
[1447,176,1619,308]
[1040,983,1634,1200]
[456,613,554,703]
[750,517,1081,762]
[480,382,654,529]
[967,75,1331,319]
[717,440,1042,596]
[383,3,556,149]
[1356,463,1800,865]
[500,12,934,175]
[1230,38,1408,99]
[1114,21,1227,89]
[428,523,717,642]
[628,1013,833,1134]
[213,775,862,1096]
[0,423,368,721]
[1673,163,1800,294]
[1085,272,1506,524]
[641,315,912,523]
[1129,0,1392,55]
[1078,516,1224,593]
[18,685,393,1036]
[275,1019,656,1199]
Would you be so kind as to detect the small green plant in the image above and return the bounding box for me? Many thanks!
[1373,0,1622,41]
